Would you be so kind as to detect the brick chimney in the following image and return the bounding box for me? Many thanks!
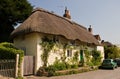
[88,25,93,34]
[63,7,71,19]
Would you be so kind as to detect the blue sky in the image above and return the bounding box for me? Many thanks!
[28,0,120,44]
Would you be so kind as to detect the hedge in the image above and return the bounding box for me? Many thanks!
[0,42,24,59]
[0,42,24,77]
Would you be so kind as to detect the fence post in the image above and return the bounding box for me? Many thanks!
[21,57,24,77]
[15,54,19,78]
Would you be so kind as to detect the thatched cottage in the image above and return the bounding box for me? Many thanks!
[11,8,104,75]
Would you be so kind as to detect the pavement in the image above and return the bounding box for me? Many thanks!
[0,75,14,79]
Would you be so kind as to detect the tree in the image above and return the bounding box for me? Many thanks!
[0,0,33,42]
[104,46,120,59]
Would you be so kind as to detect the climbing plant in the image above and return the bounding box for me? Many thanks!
[84,50,93,66]
[60,44,68,63]
[91,50,102,66]
[72,51,79,64]
[40,37,55,66]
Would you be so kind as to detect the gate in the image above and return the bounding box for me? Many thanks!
[23,56,34,75]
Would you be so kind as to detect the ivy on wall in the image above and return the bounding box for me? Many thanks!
[40,37,55,66]
[40,37,80,67]
[40,36,101,68]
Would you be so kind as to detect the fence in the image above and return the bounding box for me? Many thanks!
[0,59,16,77]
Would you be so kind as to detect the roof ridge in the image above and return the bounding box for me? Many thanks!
[32,8,86,30]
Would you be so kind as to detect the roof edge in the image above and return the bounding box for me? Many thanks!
[32,8,87,30]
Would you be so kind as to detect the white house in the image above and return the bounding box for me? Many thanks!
[11,8,104,75]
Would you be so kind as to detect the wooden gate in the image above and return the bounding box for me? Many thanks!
[23,56,34,75]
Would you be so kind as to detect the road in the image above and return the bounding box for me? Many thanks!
[25,67,120,79]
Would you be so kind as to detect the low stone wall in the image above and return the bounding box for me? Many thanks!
[55,66,95,76]
[37,66,98,77]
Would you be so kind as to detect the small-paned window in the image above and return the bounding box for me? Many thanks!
[67,50,72,57]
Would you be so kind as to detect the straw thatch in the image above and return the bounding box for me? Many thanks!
[11,8,99,45]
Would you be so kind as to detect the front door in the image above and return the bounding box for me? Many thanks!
[80,50,84,66]
[80,50,84,61]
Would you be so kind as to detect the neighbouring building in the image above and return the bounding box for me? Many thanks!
[101,40,114,47]
[11,8,104,75]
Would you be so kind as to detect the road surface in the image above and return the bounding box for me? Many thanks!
[25,67,120,79]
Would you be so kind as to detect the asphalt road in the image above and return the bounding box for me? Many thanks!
[25,67,120,79]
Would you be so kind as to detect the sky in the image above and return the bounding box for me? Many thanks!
[28,0,120,44]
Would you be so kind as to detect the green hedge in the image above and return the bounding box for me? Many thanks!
[0,42,24,77]
[0,42,24,59]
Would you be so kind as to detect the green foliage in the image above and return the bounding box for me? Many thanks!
[0,0,33,42]
[38,62,80,76]
[91,50,102,66]
[40,37,55,66]
[51,58,79,71]
[84,49,102,66]
[65,63,72,69]
[84,50,91,59]
[66,51,79,68]
[104,46,120,59]
[45,66,56,77]
[0,42,24,60]
[0,42,24,77]
[72,51,79,62]
[71,64,78,69]
[52,59,67,70]
[0,42,16,48]
[16,77,24,79]
[84,50,94,66]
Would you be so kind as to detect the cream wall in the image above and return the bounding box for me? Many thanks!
[14,33,42,74]
[96,46,104,60]
[36,33,44,72]
[48,50,62,65]
[48,49,81,65]
[14,33,38,56]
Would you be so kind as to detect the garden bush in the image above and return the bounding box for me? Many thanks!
[92,50,102,66]
[0,42,24,60]
[45,65,56,77]
[0,42,24,77]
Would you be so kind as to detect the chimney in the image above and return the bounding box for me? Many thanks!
[63,7,71,19]
[101,40,104,43]
[88,25,93,34]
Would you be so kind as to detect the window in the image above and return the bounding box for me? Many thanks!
[20,47,26,55]
[67,50,72,57]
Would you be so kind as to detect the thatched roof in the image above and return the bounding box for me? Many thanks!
[101,41,113,47]
[11,8,99,45]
